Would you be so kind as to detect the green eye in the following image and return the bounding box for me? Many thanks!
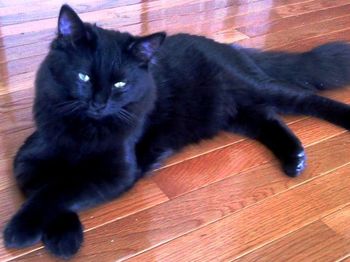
[114,81,126,89]
[78,73,90,82]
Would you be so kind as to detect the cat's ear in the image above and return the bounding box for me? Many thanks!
[58,4,86,40]
[129,32,166,63]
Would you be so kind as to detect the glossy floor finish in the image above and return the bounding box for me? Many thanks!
[1,0,350,261]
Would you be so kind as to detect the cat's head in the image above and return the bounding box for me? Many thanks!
[34,4,165,136]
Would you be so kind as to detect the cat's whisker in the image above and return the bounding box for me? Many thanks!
[116,109,135,125]
[55,100,79,109]
[121,109,135,121]
[65,105,83,115]
[54,101,84,116]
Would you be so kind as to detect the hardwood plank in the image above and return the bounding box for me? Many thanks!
[234,221,350,262]
[13,133,350,261]
[275,28,350,52]
[0,185,24,231]
[0,72,35,96]
[0,0,155,26]
[340,256,350,262]
[322,205,350,242]
[2,55,43,79]
[0,159,15,191]
[0,127,34,161]
[127,164,350,262]
[237,3,350,38]
[275,0,350,18]
[238,14,350,50]
[153,117,347,199]
[0,178,168,261]
[80,178,169,229]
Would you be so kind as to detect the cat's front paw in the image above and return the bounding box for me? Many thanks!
[42,211,83,259]
[3,210,43,248]
[282,150,307,177]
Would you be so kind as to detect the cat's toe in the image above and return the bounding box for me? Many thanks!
[3,212,42,248]
[282,150,307,177]
[42,211,83,259]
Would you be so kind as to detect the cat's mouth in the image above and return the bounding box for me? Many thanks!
[87,108,106,119]
[85,106,135,125]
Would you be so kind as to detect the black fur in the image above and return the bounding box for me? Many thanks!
[4,4,350,258]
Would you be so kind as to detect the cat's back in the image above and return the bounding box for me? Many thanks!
[153,33,250,79]
[162,33,217,49]
[151,33,228,85]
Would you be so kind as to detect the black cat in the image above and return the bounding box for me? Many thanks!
[4,4,350,259]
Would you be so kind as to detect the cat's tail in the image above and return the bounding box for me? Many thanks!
[244,42,350,91]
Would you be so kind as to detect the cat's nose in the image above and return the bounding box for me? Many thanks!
[91,101,106,111]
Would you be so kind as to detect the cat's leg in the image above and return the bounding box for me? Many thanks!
[136,134,175,176]
[228,108,306,177]
[264,86,350,130]
[4,161,137,258]
[42,210,83,259]
[3,186,85,258]
[291,94,350,130]
[13,132,55,196]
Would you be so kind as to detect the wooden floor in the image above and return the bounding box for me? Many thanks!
[1,0,350,261]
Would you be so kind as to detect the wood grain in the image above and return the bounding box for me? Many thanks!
[237,3,350,38]
[340,256,350,262]
[153,117,347,199]
[234,221,350,262]
[323,205,350,242]
[127,164,350,262]
[238,13,350,50]
[275,0,350,18]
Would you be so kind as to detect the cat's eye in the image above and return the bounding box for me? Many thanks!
[78,73,90,82]
[114,81,127,89]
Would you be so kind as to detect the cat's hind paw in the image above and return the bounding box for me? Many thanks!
[282,150,307,177]
[42,211,83,259]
